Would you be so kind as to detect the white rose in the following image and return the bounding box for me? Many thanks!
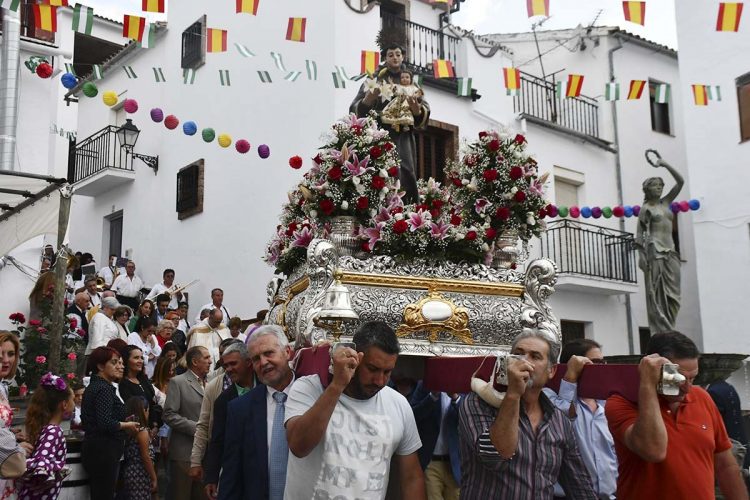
[395,213,404,221]
[341,201,349,210]
[310,210,318,218]
[511,186,518,194]
[352,176,360,185]
[481,243,490,252]
[325,190,333,197]
[369,209,377,217]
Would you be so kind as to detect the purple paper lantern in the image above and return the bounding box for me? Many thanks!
[257,144,270,159]
[150,108,164,123]
[632,205,641,216]
[591,206,602,218]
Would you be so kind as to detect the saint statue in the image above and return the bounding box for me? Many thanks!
[636,150,685,334]
[350,43,430,204]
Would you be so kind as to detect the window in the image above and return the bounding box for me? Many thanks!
[176,159,204,220]
[560,320,586,345]
[107,211,123,259]
[639,327,651,354]
[414,120,458,183]
[737,72,750,142]
[555,178,579,208]
[649,80,672,135]
[181,16,206,70]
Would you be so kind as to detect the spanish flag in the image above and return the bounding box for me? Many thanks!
[433,59,455,79]
[360,51,380,76]
[627,80,646,99]
[123,15,146,41]
[526,0,549,17]
[716,3,744,31]
[692,85,709,106]
[207,28,228,53]
[236,0,259,15]
[43,0,68,6]
[623,1,646,26]
[142,0,165,13]
[286,17,306,42]
[503,67,520,90]
[566,74,584,98]
[33,5,57,32]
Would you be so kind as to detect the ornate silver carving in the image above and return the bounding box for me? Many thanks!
[521,258,561,344]
[295,239,339,346]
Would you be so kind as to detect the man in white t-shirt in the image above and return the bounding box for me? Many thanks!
[147,268,183,311]
[285,321,426,500]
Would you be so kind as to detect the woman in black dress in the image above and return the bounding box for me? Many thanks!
[118,345,163,430]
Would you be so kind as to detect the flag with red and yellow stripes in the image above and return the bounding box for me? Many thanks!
[566,74,584,97]
[623,1,646,25]
[43,0,68,6]
[207,28,228,53]
[33,4,57,32]
[433,59,455,79]
[236,0,259,15]
[627,80,646,99]
[286,17,306,42]
[716,3,744,31]
[123,14,146,41]
[503,67,520,90]
[692,85,709,106]
[526,0,549,17]
[360,51,380,76]
[142,0,164,13]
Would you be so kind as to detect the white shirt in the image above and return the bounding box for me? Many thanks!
[147,282,180,310]
[195,303,231,324]
[85,312,119,355]
[87,291,101,308]
[127,332,162,378]
[178,318,190,333]
[432,393,452,456]
[98,266,125,286]
[111,274,145,298]
[266,375,296,461]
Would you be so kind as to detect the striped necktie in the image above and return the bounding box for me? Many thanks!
[269,391,288,500]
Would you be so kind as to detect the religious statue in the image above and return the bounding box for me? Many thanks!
[636,150,685,334]
[350,43,430,204]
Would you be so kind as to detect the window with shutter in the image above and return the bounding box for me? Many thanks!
[181,16,206,70]
[414,120,458,184]
[737,72,750,142]
[176,160,204,220]
[648,80,672,135]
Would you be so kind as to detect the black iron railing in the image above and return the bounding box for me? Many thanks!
[181,17,205,69]
[69,126,133,183]
[514,71,600,138]
[540,219,637,283]
[381,14,460,76]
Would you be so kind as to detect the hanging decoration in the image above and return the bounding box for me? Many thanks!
[102,90,118,107]
[716,2,744,31]
[164,115,179,129]
[150,107,164,122]
[218,134,232,148]
[202,128,216,142]
[123,98,139,113]
[542,200,700,220]
[182,121,198,135]
[235,139,251,154]
[285,17,307,42]
[82,82,98,97]
[36,62,53,79]
[258,144,270,158]
[61,72,78,89]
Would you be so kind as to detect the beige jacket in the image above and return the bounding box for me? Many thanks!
[189,373,225,467]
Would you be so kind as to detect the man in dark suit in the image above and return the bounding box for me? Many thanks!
[66,291,90,338]
[218,325,294,500]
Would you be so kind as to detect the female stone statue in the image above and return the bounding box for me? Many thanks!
[636,150,685,333]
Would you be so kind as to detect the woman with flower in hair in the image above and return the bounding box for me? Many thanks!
[17,373,74,500]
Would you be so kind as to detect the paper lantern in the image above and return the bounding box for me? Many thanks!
[591,207,602,219]
[623,206,634,217]
[102,90,118,107]
[150,108,164,123]
[569,206,580,218]
[557,206,569,218]
[235,139,251,154]
[258,144,270,158]
[123,99,138,114]
[183,121,197,136]
[36,62,53,79]
[678,200,690,213]
[688,199,700,211]
[202,128,216,143]
[218,134,232,148]
[61,73,77,89]
[632,205,641,216]
[612,206,625,218]
[581,206,592,218]
[164,115,179,130]
[602,207,613,218]
[82,82,98,98]
[670,202,680,214]
[546,204,558,218]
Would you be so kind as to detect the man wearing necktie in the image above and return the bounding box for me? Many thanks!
[218,326,295,500]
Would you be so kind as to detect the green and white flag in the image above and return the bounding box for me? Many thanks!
[306,60,317,80]
[91,64,103,80]
[332,71,346,89]
[123,66,137,79]
[605,82,620,101]
[284,71,301,82]
[555,81,563,98]
[506,88,521,96]
[152,67,166,83]
[654,83,670,104]
[457,77,472,97]
[235,43,255,58]
[335,66,351,82]
[413,74,423,87]
[64,63,76,76]
[220,69,231,86]
[270,52,286,72]
[0,0,21,12]
[183,68,196,85]
[139,23,155,49]
[72,4,94,35]
[257,70,271,83]
[708,85,722,101]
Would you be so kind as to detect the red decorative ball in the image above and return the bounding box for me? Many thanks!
[612,206,625,217]
[164,115,179,130]
[289,156,303,169]
[36,62,53,79]
[235,139,251,154]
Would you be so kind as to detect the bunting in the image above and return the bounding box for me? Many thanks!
[692,85,709,106]
[64,63,76,76]
[270,52,286,72]
[152,67,166,82]
[332,72,346,89]
[716,3,744,31]
[0,0,21,12]
[622,1,646,26]
[235,43,255,58]
[627,80,646,100]
[360,51,380,76]
[33,5,57,32]
[183,68,196,85]
[708,86,722,101]
[503,67,520,92]
[44,0,67,6]
[654,83,670,104]
[72,4,94,35]
[566,74,584,97]
[220,69,232,86]
[605,82,620,101]
[123,66,137,79]
[236,0,259,15]
[139,23,155,49]
[457,77,472,97]
[306,60,318,80]
[207,29,228,53]
[433,59,455,78]
[257,71,271,84]
[413,74,423,87]
[555,81,563,98]
[91,65,103,80]
[335,66,351,81]
[123,14,146,41]
[526,0,549,17]
[141,0,164,13]
[286,17,306,42]
[285,71,302,82]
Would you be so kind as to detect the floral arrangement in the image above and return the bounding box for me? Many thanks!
[263,189,319,276]
[40,372,67,391]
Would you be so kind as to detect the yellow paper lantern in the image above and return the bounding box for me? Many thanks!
[102,90,118,107]
[218,134,232,148]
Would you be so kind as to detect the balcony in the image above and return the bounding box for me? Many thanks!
[539,219,638,295]
[381,14,460,78]
[68,126,135,197]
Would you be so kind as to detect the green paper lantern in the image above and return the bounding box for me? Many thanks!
[602,206,613,218]
[558,206,569,217]
[202,128,215,143]
[82,82,98,98]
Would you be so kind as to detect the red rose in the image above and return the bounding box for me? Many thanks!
[387,166,399,177]
[361,242,372,253]
[478,131,488,140]
[538,208,548,219]
[319,199,335,215]
[465,230,477,241]
[483,169,498,182]
[488,139,501,151]
[450,214,462,226]
[514,134,526,144]
[464,155,477,167]
[451,177,463,187]
[383,142,394,152]
[8,313,25,324]
[328,166,343,181]
[431,200,444,210]
[69,318,78,329]
[510,262,517,270]
[313,154,323,165]
[393,220,409,234]
[514,191,527,203]
[509,166,524,180]
[371,176,386,190]
[285,222,298,237]
[495,207,511,220]
[29,319,41,327]
[289,156,303,169]
[369,146,382,159]
[485,228,497,240]
[352,124,362,135]
[416,204,429,212]
[391,206,404,215]
[430,208,440,219]
[356,196,369,210]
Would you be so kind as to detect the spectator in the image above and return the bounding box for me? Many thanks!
[154,294,171,324]
[85,297,121,368]
[152,357,177,407]
[243,309,267,339]
[227,317,246,342]
[177,302,191,335]
[111,260,144,310]
[0,332,22,498]
[97,254,120,289]
[187,309,230,373]
[165,311,187,355]
[459,329,597,499]
[66,292,90,339]
[146,268,183,310]
[155,320,176,350]
[128,299,155,332]
[113,305,132,341]
[83,276,102,309]
[118,345,163,430]
[121,396,159,499]
[128,316,162,378]
[159,344,179,364]
[195,289,231,325]
[81,346,140,499]
[606,331,747,499]
[706,379,750,468]
[71,382,85,430]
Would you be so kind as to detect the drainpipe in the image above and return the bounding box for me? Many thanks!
[0,7,22,172]
[608,34,636,354]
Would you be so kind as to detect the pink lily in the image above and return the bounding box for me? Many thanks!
[430,221,452,240]
[363,222,385,249]
[345,114,368,129]
[374,207,393,224]
[291,226,314,248]
[474,198,490,214]
[407,209,432,232]
[329,144,351,165]
[529,179,544,197]
[344,153,371,177]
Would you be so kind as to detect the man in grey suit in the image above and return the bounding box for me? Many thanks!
[164,345,212,500]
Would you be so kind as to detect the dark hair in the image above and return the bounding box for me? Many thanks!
[160,343,180,358]
[135,315,158,333]
[178,302,189,308]
[122,345,145,379]
[152,357,176,391]
[163,268,175,277]
[107,339,129,359]
[560,339,602,364]
[211,288,223,295]
[220,338,243,350]
[114,306,131,320]
[646,331,700,360]
[227,317,242,329]
[381,43,406,57]
[25,382,73,445]
[87,346,121,375]
[156,293,170,304]
[124,396,149,429]
[353,321,400,355]
[185,346,206,368]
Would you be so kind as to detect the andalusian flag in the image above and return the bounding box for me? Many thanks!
[43,0,68,6]
[627,80,646,100]
[503,67,520,91]
[457,78,472,97]
[72,4,94,35]
[139,22,155,48]
[0,0,21,13]
[361,51,380,76]
[33,5,57,32]
[654,83,670,103]
[236,0,259,15]
[566,74,584,97]
[708,86,722,101]
[286,17,306,42]
[716,3,744,31]
[605,82,620,101]
[433,59,455,78]
[207,29,228,53]
[141,0,164,13]
[123,15,146,41]
[526,0,549,17]
[623,1,646,26]
[692,85,709,106]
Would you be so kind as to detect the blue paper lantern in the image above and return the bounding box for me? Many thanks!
[623,205,634,217]
[581,206,592,218]
[688,199,700,211]
[61,72,77,89]
[183,121,197,136]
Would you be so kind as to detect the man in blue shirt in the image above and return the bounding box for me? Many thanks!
[543,339,618,499]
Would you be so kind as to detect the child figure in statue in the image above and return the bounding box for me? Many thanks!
[380,71,424,132]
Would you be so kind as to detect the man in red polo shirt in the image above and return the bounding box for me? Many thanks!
[606,331,747,499]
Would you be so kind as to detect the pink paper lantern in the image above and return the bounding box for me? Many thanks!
[123,99,138,114]
[235,139,251,154]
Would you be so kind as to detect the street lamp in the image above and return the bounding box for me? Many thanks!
[117,119,159,175]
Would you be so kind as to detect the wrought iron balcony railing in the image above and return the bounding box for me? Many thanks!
[69,126,133,184]
[539,219,637,283]
[514,71,600,139]
[381,13,460,76]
